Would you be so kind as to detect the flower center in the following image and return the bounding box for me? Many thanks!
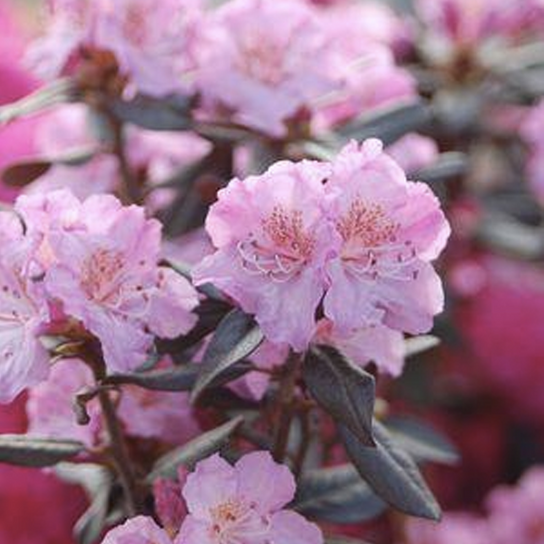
[238,206,315,282]
[209,498,267,544]
[80,249,125,303]
[123,4,149,46]
[338,198,419,282]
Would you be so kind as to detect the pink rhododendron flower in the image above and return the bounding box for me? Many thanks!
[28,0,201,97]
[27,357,200,445]
[324,139,450,336]
[406,513,490,544]
[193,0,339,137]
[521,100,544,205]
[195,139,448,350]
[178,451,323,544]
[0,213,50,403]
[417,0,542,47]
[15,189,199,373]
[102,516,173,544]
[486,466,544,544]
[26,104,210,207]
[193,160,336,351]
[315,320,405,377]
[117,377,200,445]
[314,0,413,53]
[26,358,102,447]
[314,6,416,129]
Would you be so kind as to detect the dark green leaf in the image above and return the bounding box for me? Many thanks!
[295,464,386,523]
[109,95,192,131]
[0,435,85,467]
[340,422,441,520]
[147,416,243,482]
[2,161,51,187]
[326,538,375,544]
[55,463,113,544]
[385,416,459,466]
[404,335,440,358]
[2,146,98,188]
[104,364,199,391]
[191,309,264,402]
[0,79,75,125]
[304,346,375,447]
[335,102,431,145]
[415,152,467,183]
[476,212,544,260]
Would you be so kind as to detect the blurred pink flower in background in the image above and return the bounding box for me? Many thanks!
[0,212,50,403]
[27,0,201,97]
[27,358,200,446]
[406,513,490,544]
[193,0,339,137]
[0,2,39,203]
[486,466,544,544]
[314,4,416,129]
[25,103,210,208]
[102,516,173,544]
[407,466,544,544]
[386,133,439,175]
[451,255,544,421]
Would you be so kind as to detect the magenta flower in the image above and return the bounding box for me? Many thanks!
[177,451,323,544]
[102,516,173,544]
[193,160,337,351]
[0,212,50,403]
[324,140,450,335]
[193,0,339,137]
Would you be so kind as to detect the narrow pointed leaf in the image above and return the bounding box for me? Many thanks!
[0,435,85,467]
[147,416,243,481]
[303,346,375,446]
[404,335,440,358]
[385,416,459,466]
[335,102,431,145]
[340,422,441,520]
[109,95,192,131]
[191,309,264,402]
[295,464,386,523]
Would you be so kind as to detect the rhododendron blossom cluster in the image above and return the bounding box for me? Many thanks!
[1,0,544,542]
[194,138,450,352]
[0,189,198,401]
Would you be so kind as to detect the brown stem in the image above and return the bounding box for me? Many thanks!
[84,349,140,516]
[111,120,143,205]
[97,387,139,516]
[272,352,301,463]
